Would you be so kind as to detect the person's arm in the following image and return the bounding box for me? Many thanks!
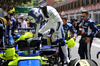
[35,23,41,36]
[89,22,98,38]
[70,25,77,41]
[85,21,98,43]
[48,6,63,32]
[56,21,63,31]
[79,20,84,28]
[25,22,27,28]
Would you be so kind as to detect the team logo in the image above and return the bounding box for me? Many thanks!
[82,28,85,34]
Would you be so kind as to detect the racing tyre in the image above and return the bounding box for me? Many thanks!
[68,58,98,66]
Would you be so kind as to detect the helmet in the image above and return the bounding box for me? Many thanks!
[28,8,43,23]
[65,38,75,48]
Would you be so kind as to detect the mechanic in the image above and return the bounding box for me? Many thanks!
[78,10,98,59]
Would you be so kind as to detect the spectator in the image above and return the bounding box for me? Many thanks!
[18,17,27,28]
[17,19,21,28]
[78,10,98,59]
[71,19,77,29]
[15,19,19,28]
[6,18,12,35]
[28,20,35,28]
[10,14,16,35]
[25,18,29,26]
[71,18,81,36]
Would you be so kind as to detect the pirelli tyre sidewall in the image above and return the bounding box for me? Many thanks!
[68,58,98,66]
[68,58,80,66]
[86,60,98,66]
[0,17,7,27]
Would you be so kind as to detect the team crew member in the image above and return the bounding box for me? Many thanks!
[60,16,76,63]
[62,16,76,41]
[78,10,98,59]
[28,6,70,63]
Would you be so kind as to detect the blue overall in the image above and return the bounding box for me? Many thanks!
[59,22,76,62]
[78,19,98,59]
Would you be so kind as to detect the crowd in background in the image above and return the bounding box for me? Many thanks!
[3,11,97,39]
[4,15,36,35]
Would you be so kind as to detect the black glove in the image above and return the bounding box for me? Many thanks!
[49,28,55,34]
[38,33,43,37]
